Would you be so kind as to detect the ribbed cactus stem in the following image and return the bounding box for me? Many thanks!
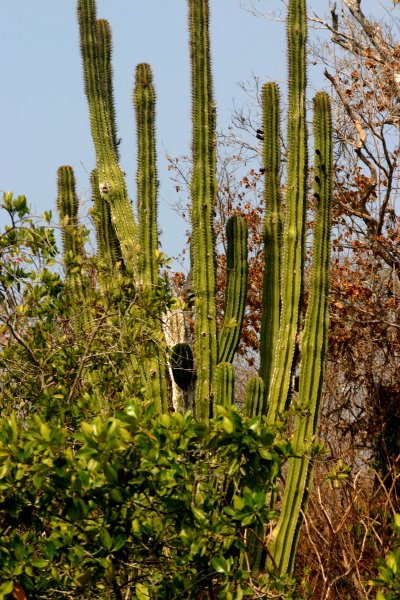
[91,168,122,276]
[244,376,265,418]
[134,63,159,289]
[95,18,119,157]
[214,362,235,409]
[77,0,138,276]
[133,63,167,412]
[259,83,282,407]
[268,92,332,574]
[189,0,218,420]
[218,216,248,364]
[57,166,89,331]
[266,0,308,425]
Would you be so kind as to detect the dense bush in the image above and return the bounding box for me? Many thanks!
[0,403,295,599]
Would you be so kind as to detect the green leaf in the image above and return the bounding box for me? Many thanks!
[222,416,234,434]
[136,583,150,599]
[0,582,14,595]
[103,462,118,484]
[31,558,49,568]
[211,556,229,574]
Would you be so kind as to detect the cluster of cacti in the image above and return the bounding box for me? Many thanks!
[56,0,332,578]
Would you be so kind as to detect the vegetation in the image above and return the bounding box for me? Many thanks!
[1,0,399,598]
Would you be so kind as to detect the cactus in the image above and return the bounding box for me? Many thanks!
[218,216,248,364]
[56,166,90,332]
[268,91,332,574]
[69,0,332,578]
[244,376,264,418]
[134,63,159,291]
[134,62,168,412]
[91,168,123,282]
[264,0,308,427]
[77,0,138,275]
[259,83,282,407]
[188,0,218,421]
[214,362,235,409]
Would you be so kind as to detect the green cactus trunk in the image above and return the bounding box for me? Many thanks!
[268,92,332,574]
[244,376,264,418]
[189,0,218,421]
[218,216,248,364]
[265,0,308,426]
[134,63,168,411]
[57,166,90,333]
[77,0,138,276]
[259,83,282,410]
[214,362,235,409]
[91,168,123,286]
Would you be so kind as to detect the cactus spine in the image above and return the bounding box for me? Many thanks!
[189,0,218,420]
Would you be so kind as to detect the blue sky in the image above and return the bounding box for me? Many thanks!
[1,0,378,259]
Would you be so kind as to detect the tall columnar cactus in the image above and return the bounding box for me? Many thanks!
[134,63,159,291]
[77,0,138,275]
[56,166,90,332]
[259,83,282,410]
[268,91,332,574]
[134,62,168,411]
[244,376,264,418]
[264,0,308,426]
[189,0,218,421]
[70,0,332,578]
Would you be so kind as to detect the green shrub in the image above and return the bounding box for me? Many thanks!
[0,404,291,599]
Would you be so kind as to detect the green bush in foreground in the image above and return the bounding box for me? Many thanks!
[0,405,294,599]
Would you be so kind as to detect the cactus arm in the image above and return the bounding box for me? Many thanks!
[268,92,332,574]
[133,63,168,412]
[188,0,218,420]
[134,64,159,289]
[77,0,138,275]
[266,0,308,425]
[91,168,122,273]
[95,19,119,158]
[218,216,248,364]
[244,376,265,418]
[259,83,282,410]
[57,166,90,332]
[214,362,235,409]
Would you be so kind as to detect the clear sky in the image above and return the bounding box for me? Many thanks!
[0,0,380,259]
